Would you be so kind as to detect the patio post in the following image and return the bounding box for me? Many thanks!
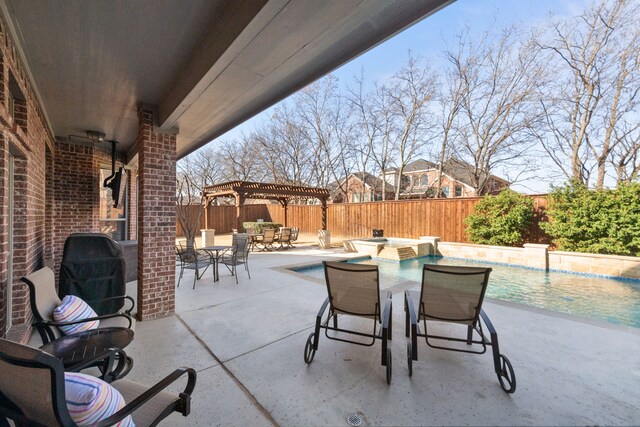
[136,107,177,320]
[235,193,244,231]
[321,198,327,230]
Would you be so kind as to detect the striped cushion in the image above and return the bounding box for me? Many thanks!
[53,295,100,335]
[65,372,135,426]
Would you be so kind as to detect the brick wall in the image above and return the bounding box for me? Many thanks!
[0,133,7,335]
[136,108,176,320]
[0,13,55,340]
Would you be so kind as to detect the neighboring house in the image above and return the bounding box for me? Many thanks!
[329,172,394,203]
[382,158,510,199]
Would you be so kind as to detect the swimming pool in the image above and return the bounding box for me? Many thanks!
[293,256,640,329]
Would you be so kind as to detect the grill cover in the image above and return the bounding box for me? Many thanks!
[59,233,126,315]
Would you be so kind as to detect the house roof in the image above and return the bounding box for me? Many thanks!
[332,172,394,193]
[2,0,453,160]
[403,159,437,173]
[441,158,510,188]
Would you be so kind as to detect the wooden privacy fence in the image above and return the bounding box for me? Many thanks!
[177,195,550,244]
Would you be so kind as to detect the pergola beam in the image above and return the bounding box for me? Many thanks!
[203,180,329,231]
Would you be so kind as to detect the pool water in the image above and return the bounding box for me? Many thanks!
[294,256,640,328]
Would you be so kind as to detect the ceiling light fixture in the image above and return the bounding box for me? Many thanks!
[85,130,105,142]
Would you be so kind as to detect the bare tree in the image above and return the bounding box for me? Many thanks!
[433,58,465,197]
[295,75,356,193]
[386,54,437,200]
[446,25,543,194]
[176,175,204,251]
[537,0,639,189]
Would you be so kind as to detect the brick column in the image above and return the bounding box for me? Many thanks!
[136,108,176,320]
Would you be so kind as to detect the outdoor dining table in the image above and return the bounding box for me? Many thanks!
[201,245,233,281]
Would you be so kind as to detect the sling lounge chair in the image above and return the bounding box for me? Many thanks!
[0,338,196,427]
[404,264,516,393]
[304,261,393,384]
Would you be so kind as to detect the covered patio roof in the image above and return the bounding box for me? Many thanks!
[203,181,330,230]
[2,0,453,159]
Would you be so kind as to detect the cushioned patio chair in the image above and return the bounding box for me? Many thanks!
[0,338,196,427]
[304,261,393,384]
[22,267,134,346]
[219,234,251,284]
[176,242,213,289]
[404,264,516,393]
[257,228,276,251]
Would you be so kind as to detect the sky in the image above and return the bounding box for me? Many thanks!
[196,0,593,194]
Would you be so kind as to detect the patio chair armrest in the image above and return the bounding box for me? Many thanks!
[94,367,197,426]
[316,296,330,320]
[86,295,136,315]
[67,347,130,382]
[404,291,418,325]
[479,309,497,335]
[381,295,392,329]
[37,312,133,329]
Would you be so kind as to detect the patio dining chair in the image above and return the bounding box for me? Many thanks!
[0,338,196,427]
[176,242,213,289]
[22,267,135,346]
[257,228,276,251]
[404,264,516,393]
[304,261,393,384]
[276,227,292,250]
[288,227,299,248]
[219,233,251,284]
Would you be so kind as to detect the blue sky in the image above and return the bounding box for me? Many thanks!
[207,0,592,193]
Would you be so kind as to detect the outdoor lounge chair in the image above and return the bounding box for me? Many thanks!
[176,242,213,289]
[404,264,516,393]
[219,233,251,284]
[304,261,393,384]
[22,267,135,346]
[0,338,196,427]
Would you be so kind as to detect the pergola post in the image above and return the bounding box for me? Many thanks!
[321,198,327,230]
[203,195,209,229]
[235,193,244,231]
[280,198,289,226]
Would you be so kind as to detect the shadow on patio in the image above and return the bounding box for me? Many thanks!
[118,239,640,426]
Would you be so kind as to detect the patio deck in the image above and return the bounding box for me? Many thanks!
[65,237,640,425]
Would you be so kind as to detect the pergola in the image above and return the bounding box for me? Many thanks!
[202,181,330,231]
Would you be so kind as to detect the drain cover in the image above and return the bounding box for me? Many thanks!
[346,413,363,426]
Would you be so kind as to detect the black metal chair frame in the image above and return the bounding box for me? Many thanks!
[22,271,135,346]
[0,338,196,427]
[176,243,213,289]
[404,265,516,393]
[219,234,251,284]
[304,261,393,384]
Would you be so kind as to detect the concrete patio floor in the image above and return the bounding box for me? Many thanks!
[120,237,640,426]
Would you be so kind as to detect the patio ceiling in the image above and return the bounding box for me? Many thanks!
[1,0,453,160]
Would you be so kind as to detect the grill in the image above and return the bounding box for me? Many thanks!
[59,233,126,315]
